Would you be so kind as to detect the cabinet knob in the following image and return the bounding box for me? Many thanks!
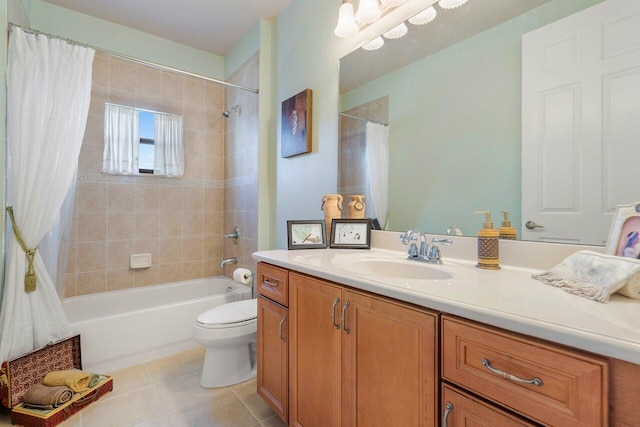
[331,297,341,329]
[482,358,542,386]
[442,402,453,427]
[341,301,351,334]
[278,316,287,342]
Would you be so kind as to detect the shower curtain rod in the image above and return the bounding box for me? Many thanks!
[338,112,388,126]
[8,23,259,95]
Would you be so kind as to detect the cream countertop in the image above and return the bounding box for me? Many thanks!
[252,247,640,365]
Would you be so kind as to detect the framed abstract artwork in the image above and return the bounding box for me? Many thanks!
[287,220,327,250]
[281,89,312,158]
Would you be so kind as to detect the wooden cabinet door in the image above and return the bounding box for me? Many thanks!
[257,296,288,424]
[341,289,438,427]
[289,273,343,427]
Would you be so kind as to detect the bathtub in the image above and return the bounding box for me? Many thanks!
[63,276,251,373]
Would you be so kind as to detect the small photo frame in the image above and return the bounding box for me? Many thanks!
[287,220,327,250]
[281,89,312,158]
[330,219,371,249]
[605,201,640,258]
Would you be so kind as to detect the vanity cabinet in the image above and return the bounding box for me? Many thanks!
[257,263,289,424]
[289,271,438,427]
[442,315,608,427]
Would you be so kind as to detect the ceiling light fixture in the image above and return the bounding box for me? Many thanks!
[382,22,408,39]
[408,6,437,25]
[438,0,469,10]
[334,0,359,38]
[380,0,409,6]
[362,36,385,50]
[355,0,381,24]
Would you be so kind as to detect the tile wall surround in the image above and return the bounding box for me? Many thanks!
[67,51,231,297]
[222,52,260,278]
[338,96,389,218]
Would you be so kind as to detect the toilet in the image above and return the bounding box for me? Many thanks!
[192,298,258,388]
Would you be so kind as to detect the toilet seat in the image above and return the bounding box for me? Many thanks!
[196,299,257,329]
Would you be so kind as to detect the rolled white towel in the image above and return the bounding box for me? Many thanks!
[532,250,640,303]
[616,275,640,299]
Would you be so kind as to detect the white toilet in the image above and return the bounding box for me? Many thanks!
[192,298,258,388]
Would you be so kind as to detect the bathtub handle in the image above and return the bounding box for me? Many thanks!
[341,300,350,334]
[331,297,341,329]
[278,316,287,342]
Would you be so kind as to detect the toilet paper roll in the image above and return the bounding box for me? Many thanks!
[233,268,252,285]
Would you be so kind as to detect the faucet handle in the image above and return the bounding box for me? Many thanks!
[426,238,452,264]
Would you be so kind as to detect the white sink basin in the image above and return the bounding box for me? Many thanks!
[331,255,453,281]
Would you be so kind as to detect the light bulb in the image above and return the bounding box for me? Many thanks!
[438,0,469,10]
[334,1,359,38]
[355,0,381,24]
[362,36,384,51]
[382,22,408,39]
[408,6,437,25]
[380,0,408,6]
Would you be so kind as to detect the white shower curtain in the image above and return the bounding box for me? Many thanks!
[0,27,94,361]
[365,122,390,229]
[103,104,140,174]
[154,113,184,177]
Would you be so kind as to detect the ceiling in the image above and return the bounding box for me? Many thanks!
[40,0,295,56]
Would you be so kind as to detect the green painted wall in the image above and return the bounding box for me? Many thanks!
[30,0,225,79]
[226,21,260,79]
[340,0,603,236]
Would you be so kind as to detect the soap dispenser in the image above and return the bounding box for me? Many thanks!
[498,210,517,240]
[475,211,500,270]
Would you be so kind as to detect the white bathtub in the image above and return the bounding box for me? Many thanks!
[63,276,251,373]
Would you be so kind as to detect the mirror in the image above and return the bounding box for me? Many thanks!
[338,0,616,245]
[102,103,184,177]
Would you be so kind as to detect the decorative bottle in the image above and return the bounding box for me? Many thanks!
[498,210,517,240]
[347,195,365,219]
[321,194,343,240]
[475,211,500,270]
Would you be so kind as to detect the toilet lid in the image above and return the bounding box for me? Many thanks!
[196,299,257,326]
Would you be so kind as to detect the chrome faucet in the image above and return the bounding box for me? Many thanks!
[219,257,238,268]
[400,230,452,264]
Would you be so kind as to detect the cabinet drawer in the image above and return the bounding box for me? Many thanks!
[257,263,289,306]
[442,384,536,427]
[442,316,608,427]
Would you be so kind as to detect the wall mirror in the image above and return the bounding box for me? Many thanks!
[338,0,640,246]
[102,103,184,177]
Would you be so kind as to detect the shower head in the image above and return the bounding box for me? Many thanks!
[222,104,241,118]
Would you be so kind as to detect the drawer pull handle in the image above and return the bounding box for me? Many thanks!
[341,301,351,334]
[482,358,542,387]
[331,297,341,329]
[442,402,453,427]
[278,316,287,342]
[263,279,278,287]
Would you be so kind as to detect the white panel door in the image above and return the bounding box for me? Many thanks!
[522,0,640,245]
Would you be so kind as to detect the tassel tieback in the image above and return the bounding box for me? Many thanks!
[6,206,38,292]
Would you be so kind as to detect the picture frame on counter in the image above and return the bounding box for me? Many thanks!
[330,219,371,249]
[287,220,327,250]
[606,201,640,258]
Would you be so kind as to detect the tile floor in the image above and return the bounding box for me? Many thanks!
[0,348,286,427]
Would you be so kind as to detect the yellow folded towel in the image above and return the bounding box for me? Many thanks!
[42,370,91,393]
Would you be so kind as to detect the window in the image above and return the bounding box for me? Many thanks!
[138,111,155,174]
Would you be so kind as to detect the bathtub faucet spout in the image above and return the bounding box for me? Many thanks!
[219,257,238,268]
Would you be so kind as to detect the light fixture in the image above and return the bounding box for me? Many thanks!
[362,36,384,50]
[334,0,359,38]
[438,0,469,9]
[408,6,437,25]
[382,22,408,39]
[355,0,381,24]
[380,0,408,6]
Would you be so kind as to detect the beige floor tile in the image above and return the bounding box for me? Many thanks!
[81,385,164,426]
[105,364,153,399]
[146,348,204,384]
[261,415,288,427]
[232,379,276,422]
[167,389,260,427]
[153,371,226,414]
